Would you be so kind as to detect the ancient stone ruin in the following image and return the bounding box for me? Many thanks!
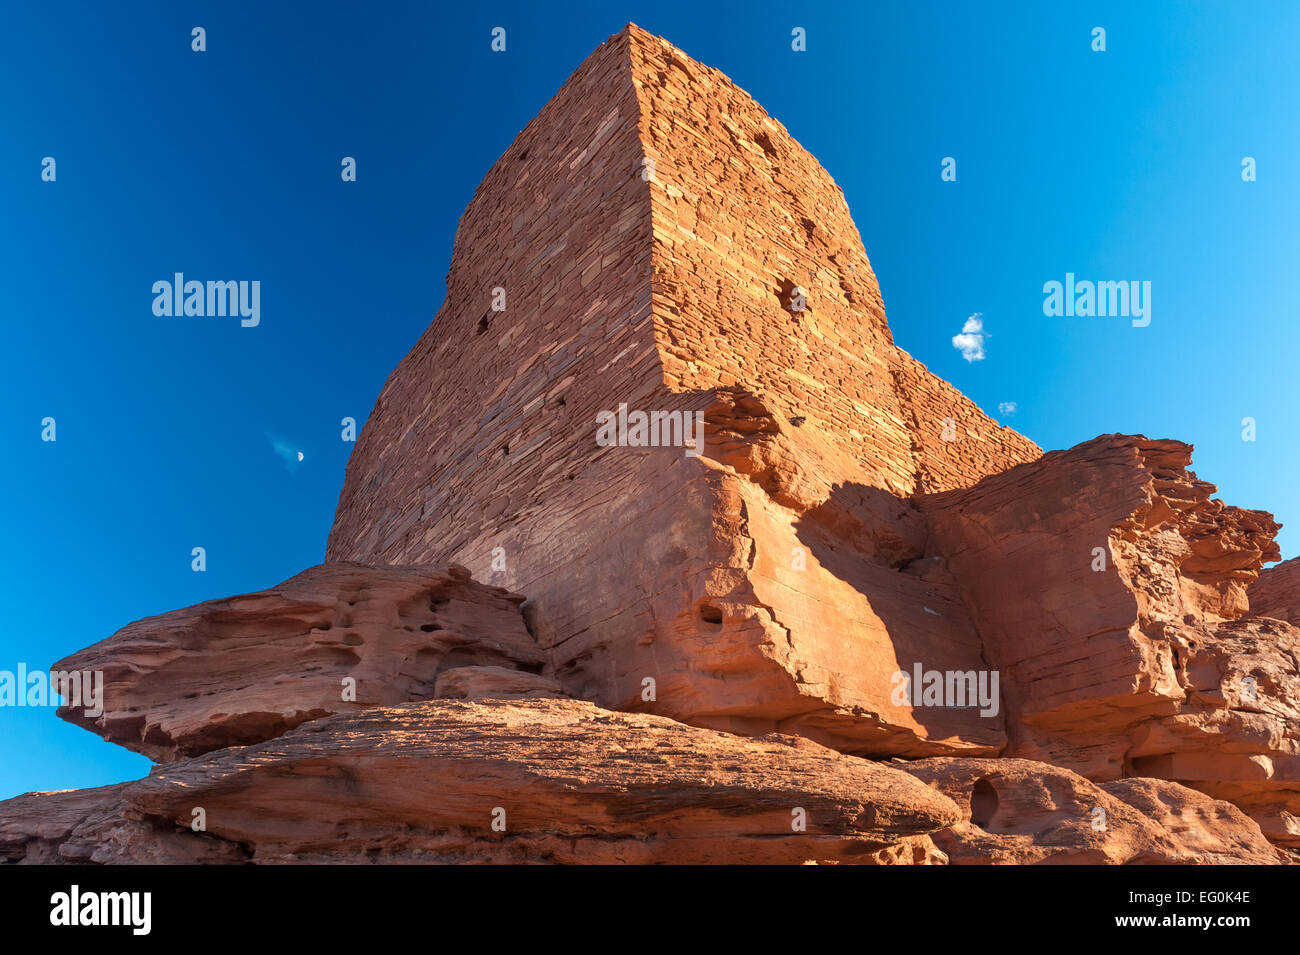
[4,24,1296,865]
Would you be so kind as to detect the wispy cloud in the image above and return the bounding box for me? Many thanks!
[952,313,986,362]
[266,432,305,471]
[998,401,1017,416]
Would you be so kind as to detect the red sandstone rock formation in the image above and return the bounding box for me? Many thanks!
[1128,617,1300,848]
[0,784,249,865]
[922,435,1281,775]
[1251,556,1300,625]
[918,435,1300,845]
[3,24,1296,866]
[54,563,543,761]
[901,757,1282,864]
[4,700,959,865]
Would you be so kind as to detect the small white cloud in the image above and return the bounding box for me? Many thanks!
[998,401,1017,416]
[951,313,986,362]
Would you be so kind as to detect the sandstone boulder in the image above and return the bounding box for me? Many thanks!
[902,757,1280,864]
[54,562,540,761]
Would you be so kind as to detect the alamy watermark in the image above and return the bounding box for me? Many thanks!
[50,885,150,935]
[596,403,704,457]
[1043,273,1150,327]
[0,665,103,717]
[152,274,260,327]
[890,663,1000,717]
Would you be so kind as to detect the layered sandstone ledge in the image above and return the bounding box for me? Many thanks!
[4,25,1296,864]
[5,699,962,865]
[50,563,548,761]
[1252,557,1300,626]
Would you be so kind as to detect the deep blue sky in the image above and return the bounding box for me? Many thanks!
[3,1,1296,798]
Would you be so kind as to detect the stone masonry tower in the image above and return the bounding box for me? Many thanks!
[327,25,1042,756]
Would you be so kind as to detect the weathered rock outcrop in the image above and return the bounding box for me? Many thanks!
[918,434,1299,843]
[0,785,248,865]
[1251,556,1300,625]
[901,757,1282,865]
[55,563,542,761]
[1127,616,1300,847]
[4,699,959,865]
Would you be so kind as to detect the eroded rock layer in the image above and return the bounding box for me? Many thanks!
[1251,556,1300,626]
[922,435,1281,774]
[901,757,1281,865]
[916,435,1299,844]
[4,699,959,865]
[55,563,542,761]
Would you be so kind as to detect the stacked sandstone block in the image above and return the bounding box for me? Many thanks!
[327,25,1041,755]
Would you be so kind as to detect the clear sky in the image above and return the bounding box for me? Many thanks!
[2,0,1297,799]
